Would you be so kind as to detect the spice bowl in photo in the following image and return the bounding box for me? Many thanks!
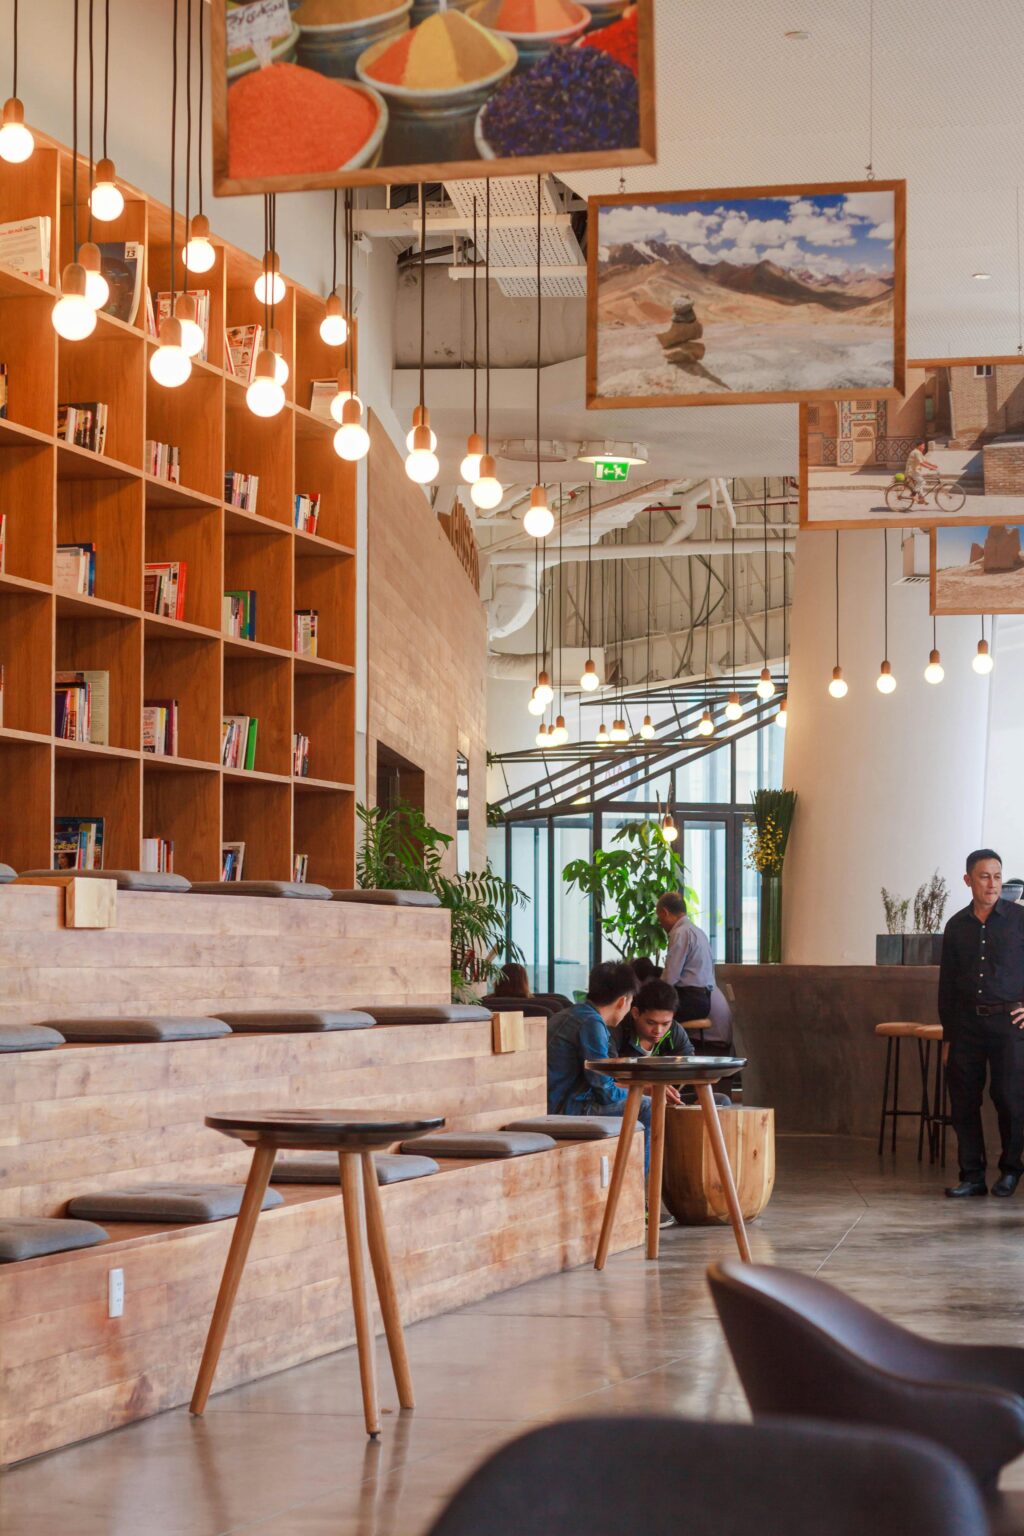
[411,0,475,20]
[295,0,412,81]
[580,0,629,29]
[467,1,590,72]
[227,19,300,79]
[227,63,390,181]
[474,41,639,159]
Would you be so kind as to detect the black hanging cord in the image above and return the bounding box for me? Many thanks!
[419,184,426,411]
[781,515,788,664]
[169,0,178,310]
[557,485,564,720]
[197,0,204,215]
[331,188,338,297]
[834,530,841,668]
[471,195,478,436]
[762,477,769,668]
[646,508,653,712]
[882,528,888,659]
[345,188,354,388]
[72,0,79,260]
[586,484,593,652]
[535,175,542,486]
[484,179,491,453]
[184,0,192,278]
[269,192,276,332]
[730,524,737,690]
[703,561,712,706]
[87,0,94,241]
[262,194,269,338]
[12,0,18,98]
[101,0,110,157]
[933,614,937,652]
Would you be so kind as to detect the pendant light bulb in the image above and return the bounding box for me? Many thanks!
[973,639,994,675]
[90,156,124,221]
[661,813,678,844]
[460,432,484,485]
[52,263,97,339]
[471,454,504,511]
[535,725,549,749]
[0,97,33,163]
[333,397,369,461]
[535,670,554,707]
[724,692,743,722]
[697,708,715,737]
[245,349,285,417]
[610,718,629,742]
[79,243,109,310]
[523,485,554,539]
[828,665,848,699]
[254,251,285,305]
[639,714,655,740]
[596,721,609,745]
[265,326,289,385]
[579,659,600,692]
[527,687,545,717]
[173,293,204,358]
[405,422,439,485]
[319,292,348,348]
[405,404,437,455]
[149,316,192,387]
[552,715,569,745]
[329,369,363,424]
[924,649,944,685]
[182,213,215,273]
[776,697,788,729]
[756,668,776,700]
[876,659,897,694]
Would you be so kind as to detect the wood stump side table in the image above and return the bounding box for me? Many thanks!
[663,1104,775,1226]
[189,1107,444,1438]
[586,1056,749,1269]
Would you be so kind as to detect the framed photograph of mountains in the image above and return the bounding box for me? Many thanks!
[586,180,905,410]
[800,357,1024,529]
[931,523,1024,614]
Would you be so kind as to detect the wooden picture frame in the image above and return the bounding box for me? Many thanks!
[930,523,1024,614]
[800,356,1024,529]
[587,179,905,410]
[212,0,656,195]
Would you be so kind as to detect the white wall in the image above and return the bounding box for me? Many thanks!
[783,529,992,963]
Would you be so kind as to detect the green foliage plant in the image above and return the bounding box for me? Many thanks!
[562,819,699,962]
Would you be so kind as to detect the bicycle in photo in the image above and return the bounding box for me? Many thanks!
[885,473,967,515]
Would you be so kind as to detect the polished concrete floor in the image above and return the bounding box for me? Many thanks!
[5,1135,1024,1534]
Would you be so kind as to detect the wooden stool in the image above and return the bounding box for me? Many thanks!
[190,1106,443,1438]
[875,1022,931,1158]
[662,1105,775,1226]
[587,1055,748,1269]
[913,1023,949,1167]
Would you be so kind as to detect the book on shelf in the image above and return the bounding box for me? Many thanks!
[142,698,179,757]
[54,669,109,745]
[221,841,245,881]
[221,714,258,771]
[157,290,211,362]
[224,470,259,512]
[99,242,144,325]
[141,836,174,874]
[225,324,262,383]
[55,542,96,597]
[223,589,257,640]
[292,732,310,778]
[0,216,51,283]
[144,286,157,337]
[57,401,108,455]
[144,560,187,620]
[0,362,7,419]
[292,853,309,883]
[0,513,6,573]
[294,492,320,534]
[293,609,318,657]
[54,815,104,871]
[310,379,335,423]
[145,439,181,483]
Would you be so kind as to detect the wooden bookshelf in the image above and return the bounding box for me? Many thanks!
[0,133,357,885]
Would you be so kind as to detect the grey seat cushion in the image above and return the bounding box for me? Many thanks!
[0,1022,66,1052]
[189,880,332,899]
[214,1009,375,1033]
[272,1152,440,1186]
[0,1216,108,1263]
[66,1183,283,1224]
[364,1004,493,1025]
[399,1130,556,1158]
[331,889,442,907]
[19,868,191,892]
[53,1016,231,1043]
[502,1115,626,1140]
[0,862,16,883]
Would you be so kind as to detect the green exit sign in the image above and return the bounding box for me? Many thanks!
[594,460,631,482]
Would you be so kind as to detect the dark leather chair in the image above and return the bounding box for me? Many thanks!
[424,1415,988,1536]
[708,1260,1024,1489]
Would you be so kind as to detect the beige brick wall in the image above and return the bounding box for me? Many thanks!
[949,364,1024,445]
[366,415,488,873]
[982,440,1024,495]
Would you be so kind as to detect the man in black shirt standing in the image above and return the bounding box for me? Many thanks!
[940,849,1024,1198]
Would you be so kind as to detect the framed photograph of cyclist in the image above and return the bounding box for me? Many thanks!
[930,523,1024,615]
[587,179,905,410]
[800,356,1024,528]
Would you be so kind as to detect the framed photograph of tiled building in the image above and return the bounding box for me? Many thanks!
[800,357,1024,528]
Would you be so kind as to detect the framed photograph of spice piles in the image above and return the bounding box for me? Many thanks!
[800,357,1024,529]
[930,522,1024,615]
[213,0,656,194]
[586,180,906,410]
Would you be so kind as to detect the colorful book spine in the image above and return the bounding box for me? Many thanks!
[294,492,320,534]
[293,610,318,657]
[292,732,310,777]
[224,470,259,512]
[144,562,187,620]
[223,589,256,641]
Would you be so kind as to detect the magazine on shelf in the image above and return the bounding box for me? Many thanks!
[53,815,105,871]
[221,714,258,771]
[157,290,211,361]
[225,324,262,383]
[142,698,179,757]
[0,216,51,283]
[99,242,144,325]
[309,380,336,423]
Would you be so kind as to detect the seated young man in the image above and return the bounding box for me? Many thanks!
[614,979,733,1108]
[546,960,651,1165]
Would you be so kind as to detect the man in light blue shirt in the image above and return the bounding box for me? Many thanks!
[657,891,715,1027]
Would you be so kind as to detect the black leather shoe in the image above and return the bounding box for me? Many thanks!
[945,1179,988,1198]
[992,1173,1021,1197]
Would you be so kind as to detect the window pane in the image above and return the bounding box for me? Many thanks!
[552,817,592,1000]
[682,821,727,962]
[509,822,549,992]
[676,742,730,803]
[598,811,648,962]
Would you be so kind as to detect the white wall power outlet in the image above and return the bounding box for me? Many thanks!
[108,1268,125,1319]
[600,1155,610,1189]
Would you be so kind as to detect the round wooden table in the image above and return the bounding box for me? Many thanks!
[190,1108,444,1438]
[585,1057,749,1268]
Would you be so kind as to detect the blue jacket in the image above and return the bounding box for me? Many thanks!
[547,1001,628,1114]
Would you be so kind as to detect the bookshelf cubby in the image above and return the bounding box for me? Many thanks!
[0,131,357,882]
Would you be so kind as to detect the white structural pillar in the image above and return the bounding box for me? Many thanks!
[782,528,992,964]
[982,613,1024,868]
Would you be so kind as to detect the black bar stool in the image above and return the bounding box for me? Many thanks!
[913,1023,950,1166]
[875,1022,932,1158]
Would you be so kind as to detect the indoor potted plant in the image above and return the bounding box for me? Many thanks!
[877,888,909,965]
[903,871,949,966]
